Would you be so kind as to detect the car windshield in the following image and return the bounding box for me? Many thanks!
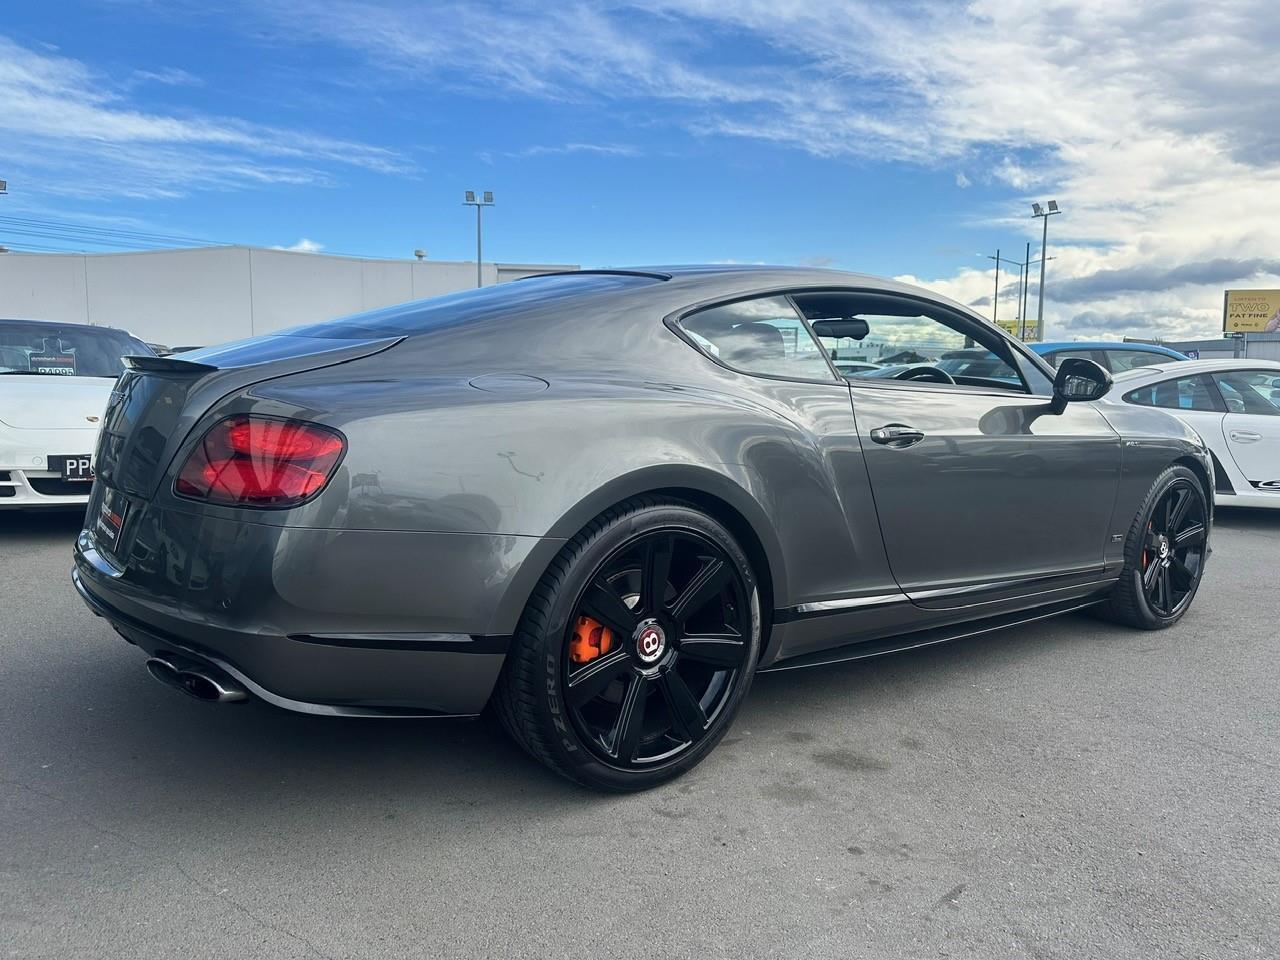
[935,351,1008,377]
[0,321,150,378]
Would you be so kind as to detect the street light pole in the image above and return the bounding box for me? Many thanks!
[984,249,1002,326]
[462,190,494,288]
[1031,201,1061,341]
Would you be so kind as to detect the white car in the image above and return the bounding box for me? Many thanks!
[1105,358,1280,508]
[0,318,152,509]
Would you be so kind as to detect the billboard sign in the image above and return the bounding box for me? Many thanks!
[1223,289,1280,333]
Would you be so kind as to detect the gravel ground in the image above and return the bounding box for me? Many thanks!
[2,507,1277,959]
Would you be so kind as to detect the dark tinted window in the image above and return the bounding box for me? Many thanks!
[681,296,834,380]
[282,272,660,339]
[0,321,151,378]
[1124,374,1222,412]
[1214,370,1280,415]
[1045,349,1104,368]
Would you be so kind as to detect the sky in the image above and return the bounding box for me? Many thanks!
[2,0,1279,342]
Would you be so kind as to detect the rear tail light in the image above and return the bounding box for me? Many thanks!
[174,416,345,508]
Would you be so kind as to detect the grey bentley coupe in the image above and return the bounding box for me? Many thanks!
[73,267,1212,790]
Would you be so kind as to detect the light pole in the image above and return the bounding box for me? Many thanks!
[984,249,1002,327]
[1031,200,1061,340]
[462,190,494,288]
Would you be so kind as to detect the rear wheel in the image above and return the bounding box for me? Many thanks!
[1100,465,1209,629]
[493,497,761,791]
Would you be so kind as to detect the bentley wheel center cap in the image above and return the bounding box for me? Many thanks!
[635,621,667,664]
[1158,537,1170,559]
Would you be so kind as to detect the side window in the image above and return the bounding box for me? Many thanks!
[791,291,1026,392]
[1124,374,1222,412]
[1214,371,1280,415]
[1108,350,1170,372]
[679,296,834,381]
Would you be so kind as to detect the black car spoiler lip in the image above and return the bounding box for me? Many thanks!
[123,354,218,373]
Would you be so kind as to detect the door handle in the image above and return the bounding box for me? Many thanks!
[1230,430,1262,443]
[870,424,926,447]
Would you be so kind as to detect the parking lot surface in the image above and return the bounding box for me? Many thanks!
[2,509,1277,959]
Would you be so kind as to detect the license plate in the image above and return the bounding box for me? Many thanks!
[49,454,95,482]
[94,487,129,553]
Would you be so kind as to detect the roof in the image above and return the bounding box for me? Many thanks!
[1032,341,1187,356]
[1110,357,1280,382]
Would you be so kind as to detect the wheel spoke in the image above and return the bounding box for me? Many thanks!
[1174,522,1205,548]
[670,557,732,625]
[1168,488,1192,532]
[1169,555,1195,589]
[679,631,746,668]
[1157,565,1173,612]
[581,581,639,639]
[658,668,709,743]
[1142,553,1162,595]
[640,535,673,616]
[566,647,632,706]
[609,674,650,762]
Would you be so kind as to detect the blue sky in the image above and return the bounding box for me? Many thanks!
[2,1,1278,340]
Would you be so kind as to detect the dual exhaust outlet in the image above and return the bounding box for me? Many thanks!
[145,652,248,704]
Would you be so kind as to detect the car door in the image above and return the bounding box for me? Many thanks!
[839,295,1122,606]
[1213,370,1280,487]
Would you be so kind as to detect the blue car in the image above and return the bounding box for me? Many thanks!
[1030,341,1188,372]
[933,341,1188,381]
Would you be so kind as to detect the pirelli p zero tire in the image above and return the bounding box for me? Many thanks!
[1100,465,1209,630]
[493,496,762,792]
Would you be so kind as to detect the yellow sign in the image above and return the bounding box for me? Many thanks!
[1224,289,1280,333]
[996,318,1039,340]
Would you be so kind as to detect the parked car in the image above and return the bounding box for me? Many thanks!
[73,267,1213,790]
[1033,341,1188,372]
[1105,358,1280,508]
[0,318,152,508]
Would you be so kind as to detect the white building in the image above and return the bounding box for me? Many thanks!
[0,246,577,347]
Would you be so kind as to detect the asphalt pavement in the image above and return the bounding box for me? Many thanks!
[2,507,1277,959]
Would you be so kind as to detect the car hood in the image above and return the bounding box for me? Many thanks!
[0,376,117,430]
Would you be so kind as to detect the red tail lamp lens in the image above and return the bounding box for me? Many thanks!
[175,416,345,507]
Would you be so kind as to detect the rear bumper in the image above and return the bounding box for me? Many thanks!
[70,505,559,715]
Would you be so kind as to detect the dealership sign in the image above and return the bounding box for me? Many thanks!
[1223,289,1280,333]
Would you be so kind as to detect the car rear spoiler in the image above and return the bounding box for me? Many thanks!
[123,354,218,374]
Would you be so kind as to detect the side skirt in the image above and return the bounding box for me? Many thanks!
[757,594,1106,674]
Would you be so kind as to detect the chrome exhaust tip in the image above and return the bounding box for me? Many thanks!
[145,653,248,704]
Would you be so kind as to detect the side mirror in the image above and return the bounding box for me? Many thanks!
[1051,357,1112,413]
[811,317,869,340]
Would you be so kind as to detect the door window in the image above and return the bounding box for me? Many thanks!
[1124,374,1223,412]
[679,296,835,381]
[1214,371,1280,415]
[790,291,1025,391]
[1106,349,1173,372]
[1046,349,1105,368]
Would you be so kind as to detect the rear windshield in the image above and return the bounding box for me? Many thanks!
[282,272,661,339]
[0,321,152,378]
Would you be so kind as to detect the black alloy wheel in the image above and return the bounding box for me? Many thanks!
[1139,478,1207,618]
[1101,465,1209,629]
[565,529,750,768]
[493,497,761,791]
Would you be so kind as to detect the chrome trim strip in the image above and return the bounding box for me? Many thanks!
[791,592,910,615]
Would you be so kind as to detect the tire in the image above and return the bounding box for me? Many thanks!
[492,496,762,791]
[1098,465,1209,629]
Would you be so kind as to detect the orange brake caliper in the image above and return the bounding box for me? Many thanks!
[569,616,615,664]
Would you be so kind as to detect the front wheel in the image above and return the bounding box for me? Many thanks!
[493,497,762,791]
[1099,465,1209,629]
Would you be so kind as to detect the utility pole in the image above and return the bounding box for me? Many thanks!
[462,190,494,288]
[1031,201,1061,341]
[985,249,1002,327]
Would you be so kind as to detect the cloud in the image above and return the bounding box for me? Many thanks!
[1050,258,1280,303]
[513,143,640,158]
[274,238,324,252]
[0,35,404,200]
[129,66,203,87]
[955,172,971,189]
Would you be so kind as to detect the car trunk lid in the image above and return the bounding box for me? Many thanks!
[94,334,400,499]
